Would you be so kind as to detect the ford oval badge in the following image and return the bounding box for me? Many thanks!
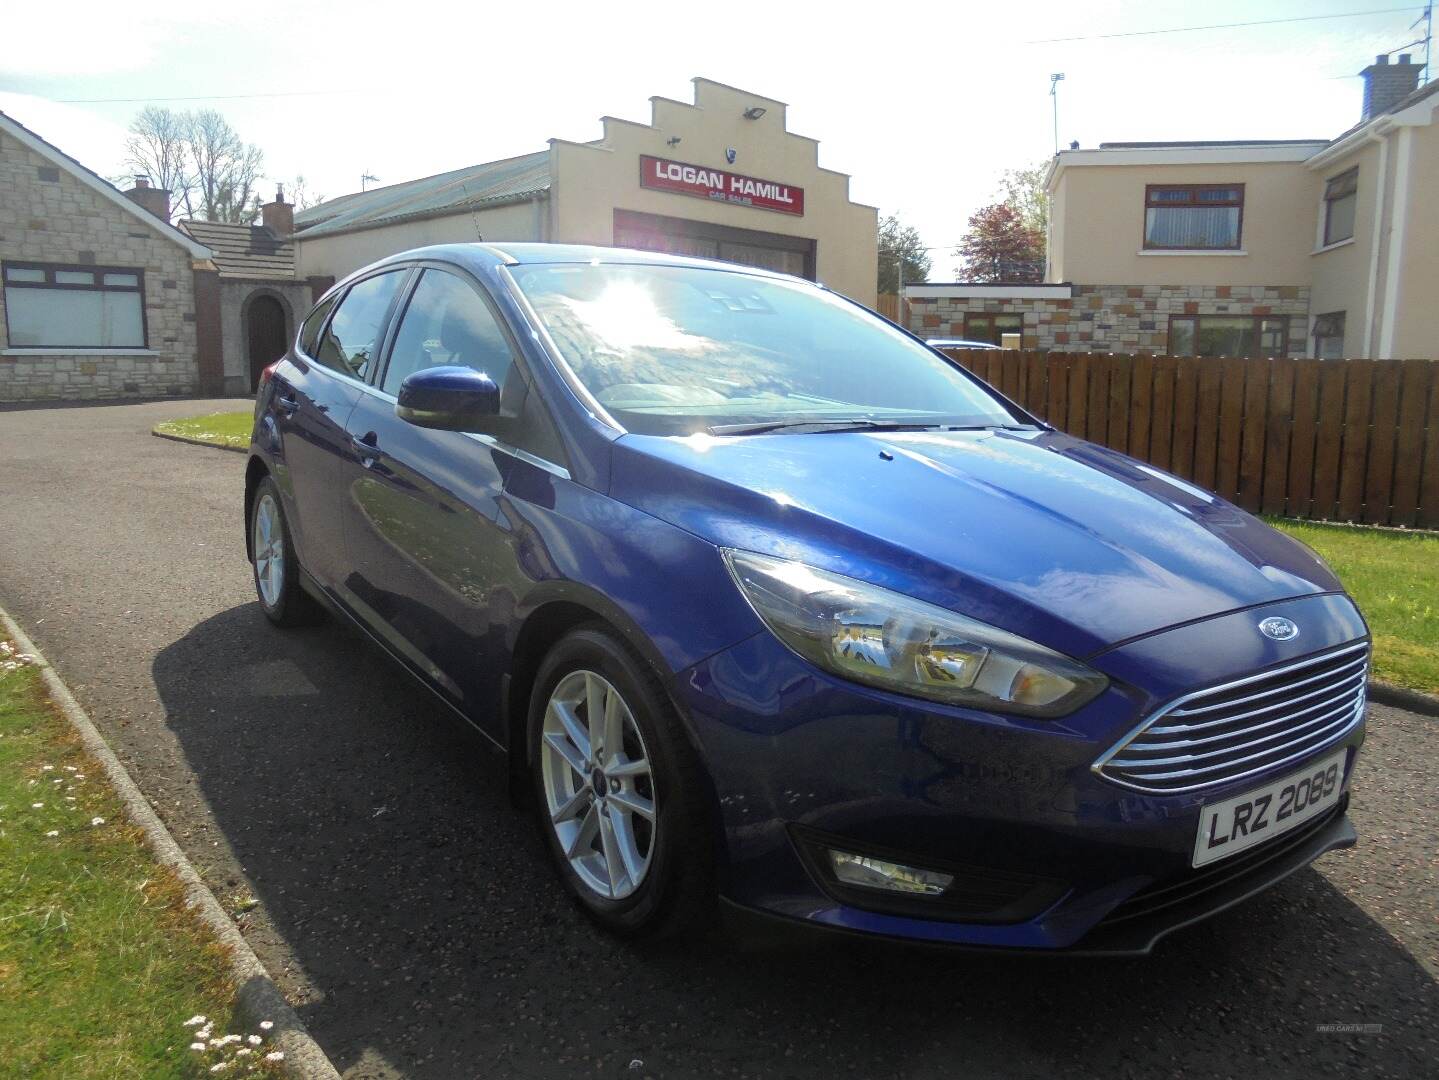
[1258,617,1300,641]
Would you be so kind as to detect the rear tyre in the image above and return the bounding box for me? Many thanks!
[249,476,322,627]
[529,626,715,938]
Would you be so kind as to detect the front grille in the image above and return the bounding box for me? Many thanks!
[1094,642,1368,794]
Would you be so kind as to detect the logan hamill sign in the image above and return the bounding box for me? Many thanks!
[639,155,804,216]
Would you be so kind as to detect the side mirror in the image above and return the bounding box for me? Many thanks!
[395,366,500,431]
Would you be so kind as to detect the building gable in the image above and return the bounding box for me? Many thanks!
[0,110,210,260]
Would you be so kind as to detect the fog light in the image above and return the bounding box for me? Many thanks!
[827,849,954,896]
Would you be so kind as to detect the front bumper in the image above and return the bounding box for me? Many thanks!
[672,592,1367,952]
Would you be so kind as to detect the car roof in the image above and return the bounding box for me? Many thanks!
[365,241,799,281]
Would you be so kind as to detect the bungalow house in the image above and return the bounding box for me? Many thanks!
[0,110,326,402]
[0,110,217,401]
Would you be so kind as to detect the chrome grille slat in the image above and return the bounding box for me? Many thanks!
[1107,696,1360,767]
[1122,679,1365,751]
[1115,708,1359,780]
[1166,645,1367,716]
[1155,659,1367,729]
[1093,642,1369,795]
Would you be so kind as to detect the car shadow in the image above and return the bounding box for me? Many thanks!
[154,604,1437,1079]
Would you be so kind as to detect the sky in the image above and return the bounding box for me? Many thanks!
[1,1,1429,278]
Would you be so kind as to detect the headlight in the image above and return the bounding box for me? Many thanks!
[722,549,1108,718]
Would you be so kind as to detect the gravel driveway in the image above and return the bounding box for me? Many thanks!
[0,398,1434,1079]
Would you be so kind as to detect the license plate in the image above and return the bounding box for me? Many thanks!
[1192,749,1347,868]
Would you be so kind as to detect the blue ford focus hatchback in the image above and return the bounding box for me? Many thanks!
[245,243,1367,952]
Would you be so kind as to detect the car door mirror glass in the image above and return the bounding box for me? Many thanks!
[395,365,501,431]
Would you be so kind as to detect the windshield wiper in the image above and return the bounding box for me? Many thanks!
[705,419,1035,437]
[708,418,949,437]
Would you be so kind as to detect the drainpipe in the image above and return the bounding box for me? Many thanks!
[1377,126,1414,359]
[1362,126,1391,358]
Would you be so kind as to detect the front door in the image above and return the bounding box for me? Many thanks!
[338,267,519,722]
[246,294,289,391]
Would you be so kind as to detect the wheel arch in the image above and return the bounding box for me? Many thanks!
[503,588,708,801]
[243,455,270,560]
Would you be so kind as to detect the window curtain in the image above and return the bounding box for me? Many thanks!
[1144,207,1239,249]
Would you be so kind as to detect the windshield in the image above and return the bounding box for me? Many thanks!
[510,263,1024,436]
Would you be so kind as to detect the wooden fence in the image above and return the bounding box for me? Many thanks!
[876,293,905,323]
[940,350,1439,529]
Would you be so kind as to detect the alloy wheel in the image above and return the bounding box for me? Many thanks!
[252,492,285,608]
[539,669,657,900]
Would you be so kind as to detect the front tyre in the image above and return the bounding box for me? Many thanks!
[529,626,714,938]
[249,476,322,627]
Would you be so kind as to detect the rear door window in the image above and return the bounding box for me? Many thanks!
[297,295,336,359]
[315,270,405,380]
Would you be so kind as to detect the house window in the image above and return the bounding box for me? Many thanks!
[2,262,146,349]
[1144,185,1244,250]
[1322,168,1358,247]
[1312,312,1346,359]
[1168,315,1289,358]
[963,312,1024,347]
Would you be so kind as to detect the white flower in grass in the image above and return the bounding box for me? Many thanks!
[90,817,105,826]
[45,830,59,837]
[258,1021,273,1031]
[247,1034,262,1046]
[235,1047,252,1057]
[190,1042,207,1051]
[264,1051,284,1063]
[197,1025,213,1040]
[65,766,77,772]
[183,1015,207,1027]
[42,765,53,771]
[210,1063,230,1074]
[31,802,43,809]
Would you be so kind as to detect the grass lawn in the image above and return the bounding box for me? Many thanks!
[153,411,252,450]
[1270,520,1439,695]
[0,646,281,1078]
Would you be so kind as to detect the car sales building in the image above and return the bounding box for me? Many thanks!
[292,79,879,306]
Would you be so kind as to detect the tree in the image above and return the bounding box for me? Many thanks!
[121,107,195,220]
[877,213,930,294]
[287,175,325,212]
[186,110,264,224]
[954,203,1044,283]
[997,160,1049,237]
[120,107,266,223]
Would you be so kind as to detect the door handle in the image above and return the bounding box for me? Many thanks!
[276,393,300,416]
[352,430,380,467]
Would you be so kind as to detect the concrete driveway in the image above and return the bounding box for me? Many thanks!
[0,398,1434,1079]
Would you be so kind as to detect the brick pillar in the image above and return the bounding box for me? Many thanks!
[306,275,335,303]
[192,266,225,396]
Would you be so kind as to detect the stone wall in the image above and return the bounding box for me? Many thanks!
[908,284,1310,358]
[0,130,200,401]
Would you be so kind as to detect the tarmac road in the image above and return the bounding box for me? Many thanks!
[0,398,1434,1079]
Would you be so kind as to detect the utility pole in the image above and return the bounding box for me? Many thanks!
[1050,73,1066,155]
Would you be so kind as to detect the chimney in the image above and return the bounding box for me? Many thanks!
[261,184,294,237]
[123,175,170,222]
[1360,54,1421,122]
